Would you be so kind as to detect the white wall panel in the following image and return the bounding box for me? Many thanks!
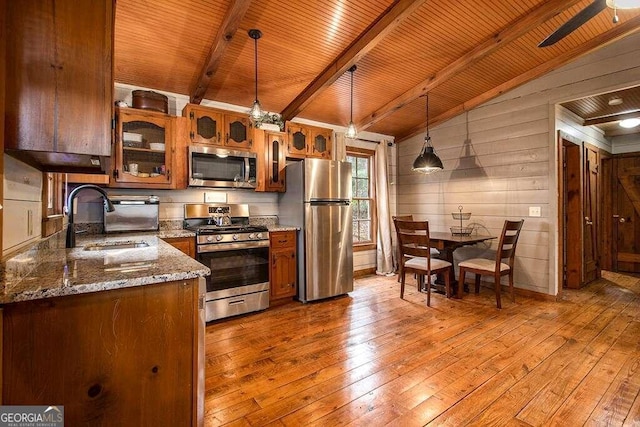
[397,31,640,296]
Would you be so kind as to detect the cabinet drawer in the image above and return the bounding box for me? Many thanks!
[270,231,296,249]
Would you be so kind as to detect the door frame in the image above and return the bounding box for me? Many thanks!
[557,131,606,289]
[558,132,582,289]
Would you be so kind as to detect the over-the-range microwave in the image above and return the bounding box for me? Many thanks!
[188,146,257,189]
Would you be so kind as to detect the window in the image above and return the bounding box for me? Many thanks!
[346,148,376,249]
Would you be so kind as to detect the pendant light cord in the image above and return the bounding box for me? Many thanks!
[350,68,354,122]
[254,35,259,102]
[425,94,431,144]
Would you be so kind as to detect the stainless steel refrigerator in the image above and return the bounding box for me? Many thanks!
[278,158,353,302]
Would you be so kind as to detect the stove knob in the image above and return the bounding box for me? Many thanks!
[206,236,214,243]
[215,235,223,242]
[249,233,256,239]
[232,234,239,241]
[256,233,263,239]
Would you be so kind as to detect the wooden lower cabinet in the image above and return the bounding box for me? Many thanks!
[1,279,205,426]
[164,236,196,258]
[270,231,297,300]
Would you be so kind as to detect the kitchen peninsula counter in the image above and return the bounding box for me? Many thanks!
[0,230,207,426]
[0,232,209,304]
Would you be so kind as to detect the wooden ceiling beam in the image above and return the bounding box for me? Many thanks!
[357,0,584,131]
[584,110,640,125]
[396,17,640,143]
[279,0,427,122]
[189,0,252,104]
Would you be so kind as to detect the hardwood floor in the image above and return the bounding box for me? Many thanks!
[204,271,640,426]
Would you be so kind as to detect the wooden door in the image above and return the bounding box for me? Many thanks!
[563,141,581,289]
[611,154,640,273]
[583,144,599,283]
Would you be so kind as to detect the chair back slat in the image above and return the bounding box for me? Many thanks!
[496,220,524,268]
[394,219,433,259]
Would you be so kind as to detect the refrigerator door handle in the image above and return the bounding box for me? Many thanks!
[309,199,350,206]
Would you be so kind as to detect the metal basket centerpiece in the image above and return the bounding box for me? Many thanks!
[451,205,473,236]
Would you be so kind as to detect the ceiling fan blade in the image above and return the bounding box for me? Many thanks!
[538,0,607,47]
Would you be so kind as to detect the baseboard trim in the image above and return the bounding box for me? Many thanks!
[354,267,377,278]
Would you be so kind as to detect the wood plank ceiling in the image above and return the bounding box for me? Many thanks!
[113,0,640,142]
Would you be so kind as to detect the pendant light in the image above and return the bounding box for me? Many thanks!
[248,29,263,120]
[412,94,443,174]
[345,65,358,139]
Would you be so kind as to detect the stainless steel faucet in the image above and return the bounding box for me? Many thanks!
[65,184,115,248]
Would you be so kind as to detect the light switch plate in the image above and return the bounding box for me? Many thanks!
[529,206,541,217]
[204,192,226,203]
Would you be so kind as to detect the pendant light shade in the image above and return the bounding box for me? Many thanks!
[412,94,444,174]
[345,65,358,139]
[248,29,263,120]
[606,0,640,9]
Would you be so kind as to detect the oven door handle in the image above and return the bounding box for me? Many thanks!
[197,240,269,253]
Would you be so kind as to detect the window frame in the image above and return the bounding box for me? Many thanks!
[346,147,376,252]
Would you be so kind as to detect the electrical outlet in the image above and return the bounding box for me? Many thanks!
[529,206,541,217]
[204,192,226,203]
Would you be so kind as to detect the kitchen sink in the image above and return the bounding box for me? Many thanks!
[83,240,150,251]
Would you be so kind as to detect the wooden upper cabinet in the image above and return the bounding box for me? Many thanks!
[183,104,253,150]
[255,130,286,193]
[184,105,224,145]
[224,113,253,150]
[285,122,332,159]
[286,123,309,159]
[4,0,113,159]
[111,108,176,189]
[309,127,332,159]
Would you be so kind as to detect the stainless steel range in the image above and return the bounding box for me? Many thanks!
[184,204,269,322]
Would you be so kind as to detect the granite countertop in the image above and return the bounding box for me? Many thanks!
[0,233,209,304]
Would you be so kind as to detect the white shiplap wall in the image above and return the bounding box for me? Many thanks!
[397,31,640,296]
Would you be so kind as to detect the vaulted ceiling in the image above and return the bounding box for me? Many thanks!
[113,0,640,142]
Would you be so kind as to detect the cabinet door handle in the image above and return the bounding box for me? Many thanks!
[226,133,229,143]
[167,169,171,181]
[217,132,221,142]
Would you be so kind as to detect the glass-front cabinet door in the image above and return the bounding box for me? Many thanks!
[184,104,224,146]
[265,131,286,192]
[113,108,174,188]
[224,113,253,150]
[309,127,332,159]
[286,123,308,158]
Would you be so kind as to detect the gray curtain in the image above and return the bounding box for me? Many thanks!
[375,142,394,275]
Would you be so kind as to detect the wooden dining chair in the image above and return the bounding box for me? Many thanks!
[392,215,440,282]
[458,219,524,308]
[394,219,452,306]
[392,215,413,282]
